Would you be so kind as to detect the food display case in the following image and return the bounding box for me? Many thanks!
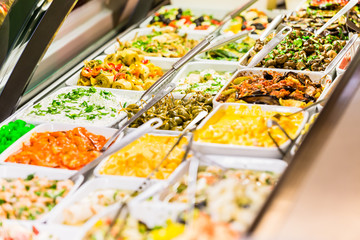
[0,0,360,239]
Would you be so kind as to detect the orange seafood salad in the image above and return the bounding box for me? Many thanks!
[5,127,107,170]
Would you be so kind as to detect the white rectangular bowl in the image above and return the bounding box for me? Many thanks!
[237,37,356,78]
[94,130,190,183]
[0,123,119,174]
[17,86,142,127]
[193,103,309,158]
[103,28,207,62]
[134,156,287,203]
[139,5,229,34]
[212,68,333,108]
[0,165,83,223]
[47,177,150,226]
[336,39,360,76]
[65,55,173,89]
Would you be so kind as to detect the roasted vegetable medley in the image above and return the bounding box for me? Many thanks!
[216,71,323,108]
[148,7,221,31]
[123,93,213,131]
[284,13,348,39]
[249,30,347,71]
[78,49,163,90]
[117,30,200,58]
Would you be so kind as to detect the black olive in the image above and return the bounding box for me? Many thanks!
[263,71,273,80]
[195,200,207,209]
[150,17,156,24]
[158,14,164,21]
[177,8,182,14]
[176,213,186,224]
[197,16,204,22]
[163,18,171,25]
[268,17,273,23]
[176,13,182,20]
[251,23,265,30]
[241,24,247,30]
[253,17,259,20]
[195,20,201,27]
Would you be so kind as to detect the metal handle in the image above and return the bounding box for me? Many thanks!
[102,83,176,151]
[315,0,358,37]
[259,14,286,41]
[200,30,251,53]
[222,0,258,23]
[139,69,177,102]
[69,118,163,182]
[248,26,292,68]
[323,35,358,78]
[172,39,213,70]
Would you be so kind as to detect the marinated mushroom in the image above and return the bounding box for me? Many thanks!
[248,29,347,71]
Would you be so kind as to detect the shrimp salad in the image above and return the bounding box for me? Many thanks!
[0,174,74,220]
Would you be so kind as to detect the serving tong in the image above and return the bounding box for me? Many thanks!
[314,0,359,37]
[101,0,259,152]
[69,118,163,182]
[103,111,207,238]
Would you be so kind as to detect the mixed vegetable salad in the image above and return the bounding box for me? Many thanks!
[116,30,200,58]
[248,30,347,71]
[147,7,221,31]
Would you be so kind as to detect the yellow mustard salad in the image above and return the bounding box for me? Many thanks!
[99,134,187,179]
[195,105,304,147]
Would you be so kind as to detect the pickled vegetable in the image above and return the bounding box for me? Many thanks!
[78,50,163,91]
[123,93,213,131]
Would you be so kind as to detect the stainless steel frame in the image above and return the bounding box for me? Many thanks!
[247,47,360,239]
